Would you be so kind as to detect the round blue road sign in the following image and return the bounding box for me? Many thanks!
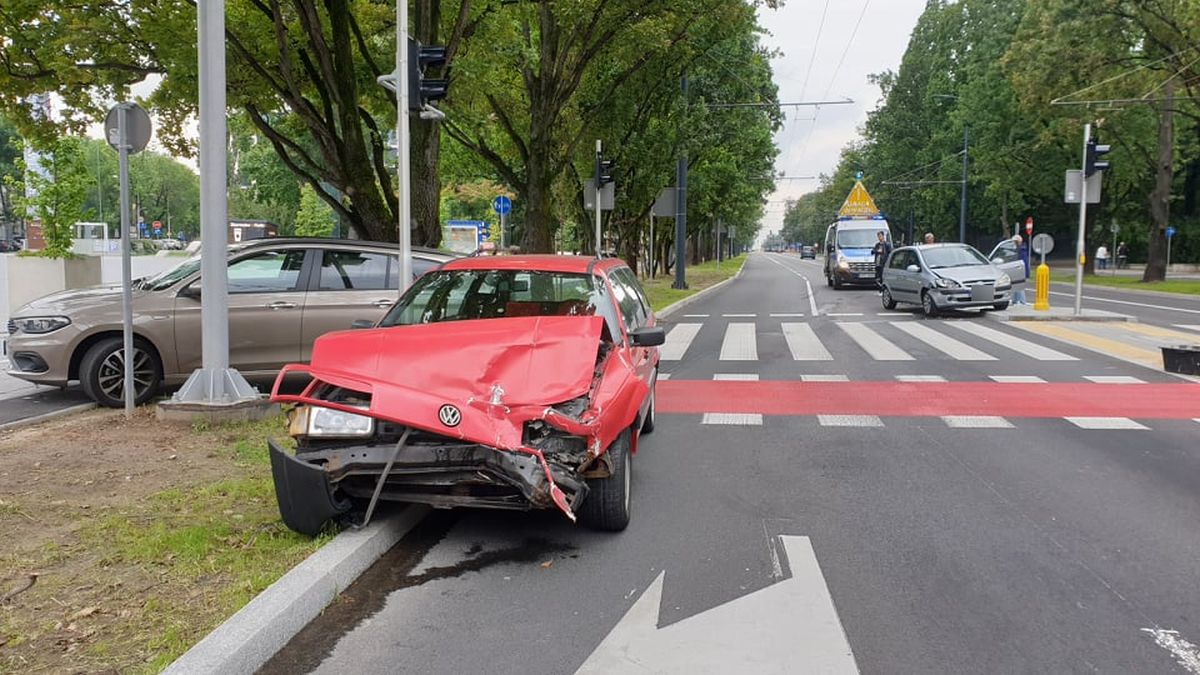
[1166,226,1176,238]
[492,195,512,215]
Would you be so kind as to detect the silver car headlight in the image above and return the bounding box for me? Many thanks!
[290,405,375,438]
[10,316,71,334]
[933,278,961,289]
[996,273,1011,286]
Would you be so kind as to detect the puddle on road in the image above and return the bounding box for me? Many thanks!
[258,511,576,674]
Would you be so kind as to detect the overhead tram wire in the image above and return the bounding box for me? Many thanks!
[790,0,832,163]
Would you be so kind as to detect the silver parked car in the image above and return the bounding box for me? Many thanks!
[4,238,453,407]
[880,243,1012,317]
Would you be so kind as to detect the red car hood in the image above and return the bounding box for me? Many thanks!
[309,316,603,408]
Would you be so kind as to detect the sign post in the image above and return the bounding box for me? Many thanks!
[1166,226,1176,277]
[1073,124,1090,316]
[492,195,511,250]
[105,102,151,418]
[1110,219,1118,276]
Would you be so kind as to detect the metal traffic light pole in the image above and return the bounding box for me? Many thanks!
[395,0,412,291]
[595,140,603,256]
[1074,123,1090,316]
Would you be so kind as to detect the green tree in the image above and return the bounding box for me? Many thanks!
[294,184,335,237]
[0,117,23,236]
[6,137,91,258]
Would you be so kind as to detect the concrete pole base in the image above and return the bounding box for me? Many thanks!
[157,367,275,424]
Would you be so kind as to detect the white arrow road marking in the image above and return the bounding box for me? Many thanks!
[576,536,859,674]
[1142,628,1200,674]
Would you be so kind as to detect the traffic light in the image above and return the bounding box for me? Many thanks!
[596,154,616,186]
[1085,137,1111,177]
[407,38,448,112]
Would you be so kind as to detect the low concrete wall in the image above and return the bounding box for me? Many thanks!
[6,255,102,315]
[99,254,182,285]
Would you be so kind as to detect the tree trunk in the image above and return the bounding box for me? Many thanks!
[1144,78,1174,282]
[522,151,555,252]
[411,0,442,248]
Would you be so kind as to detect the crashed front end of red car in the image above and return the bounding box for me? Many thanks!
[268,315,645,536]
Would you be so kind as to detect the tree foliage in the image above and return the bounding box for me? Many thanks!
[6,137,91,257]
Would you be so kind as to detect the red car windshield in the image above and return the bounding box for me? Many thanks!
[380,269,602,326]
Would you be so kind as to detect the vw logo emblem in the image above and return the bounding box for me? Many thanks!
[438,404,462,428]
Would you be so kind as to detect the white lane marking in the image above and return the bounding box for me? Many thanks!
[948,322,1077,361]
[826,313,863,317]
[763,253,820,317]
[683,314,710,318]
[702,413,764,426]
[837,322,914,361]
[801,374,850,382]
[657,373,671,380]
[1084,375,1146,384]
[1065,417,1148,430]
[770,313,806,317]
[818,414,884,427]
[714,373,759,381]
[575,535,859,674]
[782,323,833,361]
[1048,290,1200,315]
[1141,628,1200,674]
[896,375,947,382]
[892,322,996,360]
[990,375,1046,383]
[719,322,758,361]
[661,323,702,361]
[942,416,1014,429]
[1175,324,1200,332]
[876,313,910,317]
[723,313,757,318]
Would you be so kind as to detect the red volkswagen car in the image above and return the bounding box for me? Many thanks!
[269,255,664,535]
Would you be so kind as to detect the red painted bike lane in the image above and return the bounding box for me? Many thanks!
[656,381,1200,419]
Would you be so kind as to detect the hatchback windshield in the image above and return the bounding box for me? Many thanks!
[921,245,990,269]
[380,270,600,326]
[838,228,887,249]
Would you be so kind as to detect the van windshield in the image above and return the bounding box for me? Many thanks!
[838,229,887,249]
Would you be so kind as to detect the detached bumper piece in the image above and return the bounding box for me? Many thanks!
[268,439,588,535]
[269,439,352,536]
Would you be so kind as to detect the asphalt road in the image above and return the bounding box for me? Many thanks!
[1048,279,1200,329]
[262,252,1200,674]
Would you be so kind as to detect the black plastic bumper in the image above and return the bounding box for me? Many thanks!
[269,439,352,536]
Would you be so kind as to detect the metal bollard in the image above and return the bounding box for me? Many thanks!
[1034,263,1050,311]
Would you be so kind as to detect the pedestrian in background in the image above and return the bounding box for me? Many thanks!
[1096,244,1109,270]
[1010,234,1029,305]
[1117,242,1128,269]
[924,232,935,244]
[872,231,892,292]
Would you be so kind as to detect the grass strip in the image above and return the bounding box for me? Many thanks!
[642,254,746,311]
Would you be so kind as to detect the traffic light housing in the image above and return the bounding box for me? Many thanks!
[1085,137,1111,177]
[407,38,448,112]
[597,155,616,186]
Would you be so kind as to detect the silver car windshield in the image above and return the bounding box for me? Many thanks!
[922,246,989,269]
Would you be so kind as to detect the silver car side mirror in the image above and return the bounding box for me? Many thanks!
[906,264,920,273]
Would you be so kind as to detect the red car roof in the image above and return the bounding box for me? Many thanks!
[442,254,625,274]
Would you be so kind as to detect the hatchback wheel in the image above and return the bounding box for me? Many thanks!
[579,429,632,531]
[921,291,939,318]
[80,337,163,407]
[881,287,897,310]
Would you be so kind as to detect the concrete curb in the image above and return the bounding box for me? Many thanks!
[0,402,96,431]
[163,505,431,675]
[986,307,1135,323]
[656,256,749,321]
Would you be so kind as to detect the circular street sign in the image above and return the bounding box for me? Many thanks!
[1110,222,1119,233]
[492,195,512,215]
[1032,233,1054,255]
[1025,217,1033,234]
[1166,226,1176,238]
[104,103,152,154]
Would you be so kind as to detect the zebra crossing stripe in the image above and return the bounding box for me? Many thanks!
[942,416,1013,429]
[948,322,1077,361]
[892,322,995,360]
[714,374,759,381]
[661,323,702,361]
[702,413,763,426]
[990,375,1046,383]
[1065,417,1148,430]
[782,323,833,361]
[818,415,884,427]
[836,323,913,361]
[1084,376,1146,384]
[719,323,758,361]
[896,375,947,382]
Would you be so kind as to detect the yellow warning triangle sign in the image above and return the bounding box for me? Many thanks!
[837,180,880,218]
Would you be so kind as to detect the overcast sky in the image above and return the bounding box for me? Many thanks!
[756,0,926,236]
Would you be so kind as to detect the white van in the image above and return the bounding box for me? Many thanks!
[823,218,893,288]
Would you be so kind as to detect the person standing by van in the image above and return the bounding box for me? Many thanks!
[872,230,892,291]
